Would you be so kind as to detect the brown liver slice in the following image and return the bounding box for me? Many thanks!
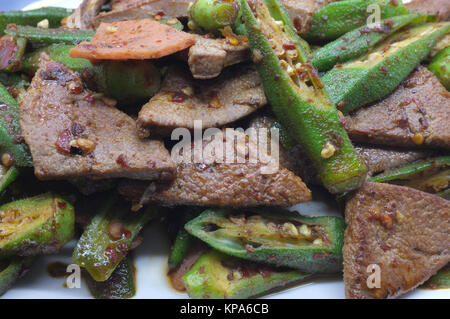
[20,54,175,181]
[345,66,450,149]
[344,182,450,299]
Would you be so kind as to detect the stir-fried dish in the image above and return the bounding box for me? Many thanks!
[0,0,448,299]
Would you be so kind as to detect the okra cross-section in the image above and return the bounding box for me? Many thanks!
[0,193,74,258]
[73,198,156,282]
[185,208,345,273]
[183,250,311,299]
[240,0,367,193]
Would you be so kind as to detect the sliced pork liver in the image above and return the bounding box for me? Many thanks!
[248,114,431,184]
[344,182,450,299]
[187,36,251,79]
[118,129,311,207]
[137,64,266,138]
[20,54,175,181]
[345,66,450,149]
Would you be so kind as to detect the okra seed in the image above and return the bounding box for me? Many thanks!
[412,133,424,145]
[108,222,124,240]
[313,238,323,245]
[181,86,194,96]
[187,20,197,30]
[37,19,49,29]
[281,222,298,237]
[232,270,242,280]
[166,19,179,26]
[298,224,311,238]
[321,142,336,158]
[106,26,118,33]
[1,152,14,167]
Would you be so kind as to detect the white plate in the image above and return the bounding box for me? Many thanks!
[3,0,448,299]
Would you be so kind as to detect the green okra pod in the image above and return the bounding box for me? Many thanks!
[0,7,73,35]
[84,256,136,299]
[5,16,183,47]
[428,47,449,90]
[240,0,367,193]
[323,22,450,113]
[22,44,162,105]
[0,193,74,258]
[183,250,311,299]
[168,228,193,270]
[312,14,420,72]
[0,257,35,296]
[370,156,450,194]
[5,25,95,46]
[0,164,19,194]
[73,198,157,281]
[190,0,240,34]
[304,0,409,41]
[185,208,345,273]
[0,83,32,167]
[0,35,26,72]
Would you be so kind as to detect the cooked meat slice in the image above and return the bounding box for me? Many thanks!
[20,54,175,181]
[345,66,450,149]
[118,129,311,207]
[282,0,337,34]
[344,182,450,299]
[137,64,266,138]
[95,0,192,26]
[249,115,431,184]
[187,36,251,79]
[406,0,450,21]
[64,0,108,29]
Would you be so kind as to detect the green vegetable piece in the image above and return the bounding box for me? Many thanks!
[240,0,367,193]
[73,198,157,281]
[84,256,136,299]
[312,14,420,71]
[422,264,450,289]
[428,47,450,90]
[0,35,26,72]
[323,22,450,113]
[370,156,450,194]
[168,207,203,269]
[0,165,19,193]
[168,228,192,269]
[304,0,408,41]
[0,83,33,167]
[270,120,296,149]
[93,61,162,106]
[0,7,73,35]
[0,193,74,258]
[5,25,95,46]
[0,257,35,296]
[190,0,240,34]
[185,208,345,273]
[183,250,311,299]
[22,44,162,105]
